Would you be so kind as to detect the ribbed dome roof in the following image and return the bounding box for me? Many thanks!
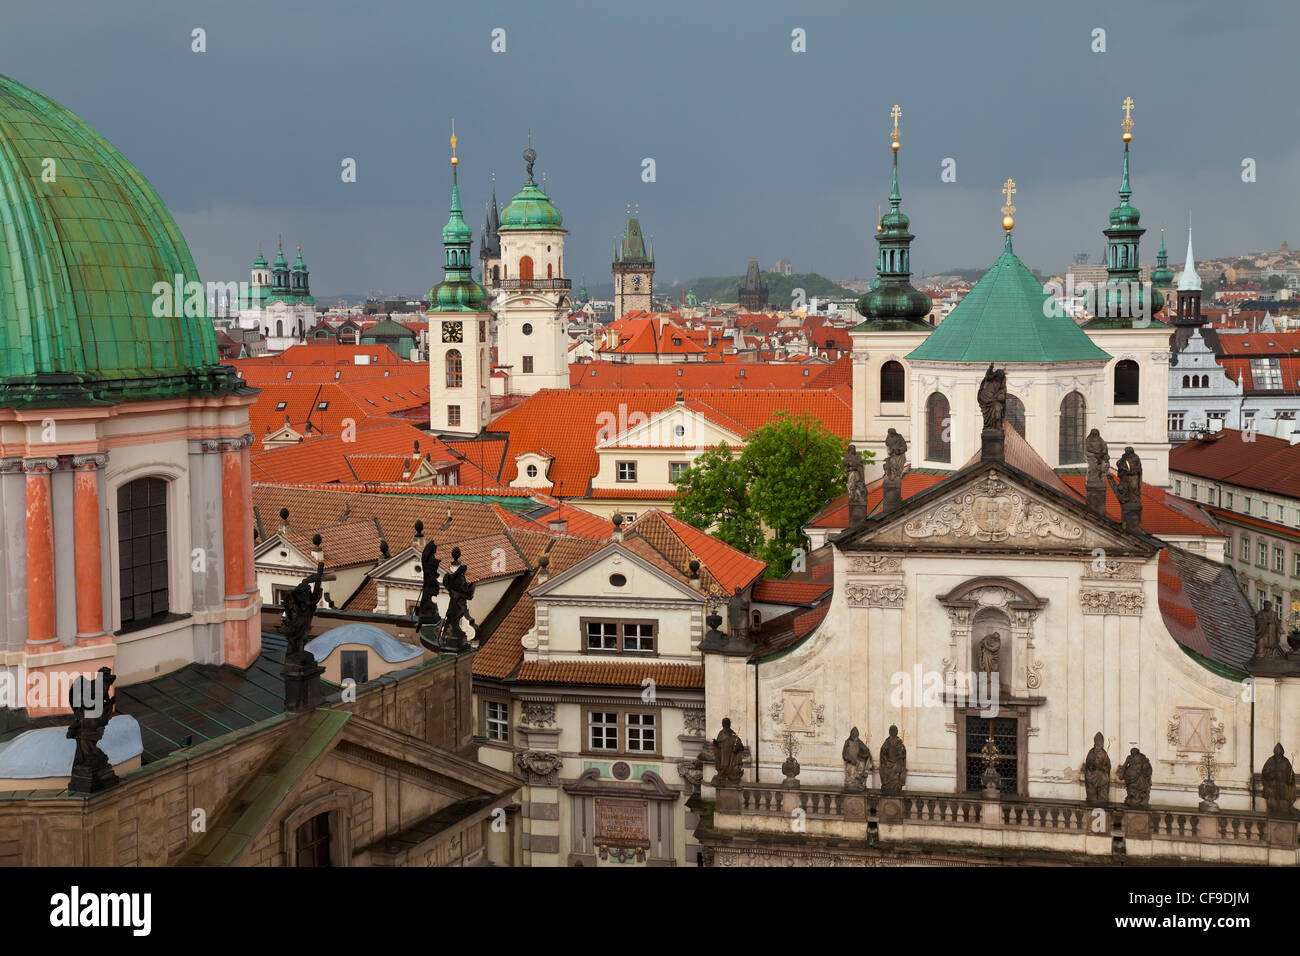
[499,180,564,232]
[0,75,237,406]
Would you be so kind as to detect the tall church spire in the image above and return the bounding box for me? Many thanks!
[855,104,931,330]
[430,122,485,312]
[1100,96,1162,321]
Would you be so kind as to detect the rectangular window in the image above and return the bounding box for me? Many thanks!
[1250,357,1283,390]
[1294,552,1300,577]
[623,622,655,653]
[339,650,368,685]
[522,355,534,374]
[1226,492,1234,509]
[1244,497,1252,515]
[588,711,619,751]
[447,405,461,427]
[117,477,169,629]
[1190,484,1198,501]
[1173,479,1182,496]
[1241,535,1251,561]
[1257,589,1268,609]
[485,700,509,742]
[1275,547,1285,572]
[586,621,618,651]
[669,461,690,482]
[1206,487,1217,506]
[616,461,637,482]
[1258,543,1268,567]
[1168,412,1185,431]
[626,713,656,752]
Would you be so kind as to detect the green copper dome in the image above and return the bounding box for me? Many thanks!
[429,168,485,313]
[1151,230,1174,287]
[0,74,238,406]
[253,250,268,268]
[908,236,1110,363]
[499,181,564,232]
[854,149,932,331]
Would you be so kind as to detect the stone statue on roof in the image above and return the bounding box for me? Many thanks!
[414,539,441,624]
[1261,743,1296,816]
[883,429,908,484]
[1114,447,1143,529]
[443,547,477,644]
[1083,731,1110,806]
[281,562,324,661]
[977,364,1006,431]
[67,667,118,793]
[842,727,873,792]
[728,586,751,645]
[1253,600,1283,660]
[843,445,867,505]
[1117,746,1152,808]
[1085,429,1109,484]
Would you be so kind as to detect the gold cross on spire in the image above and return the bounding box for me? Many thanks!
[1001,178,1016,232]
[1121,96,1134,142]
[890,104,902,147]
[449,119,459,169]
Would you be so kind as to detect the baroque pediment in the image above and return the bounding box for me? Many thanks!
[846,467,1151,554]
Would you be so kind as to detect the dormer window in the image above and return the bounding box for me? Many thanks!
[276,401,287,411]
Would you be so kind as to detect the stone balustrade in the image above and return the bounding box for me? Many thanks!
[711,781,1297,865]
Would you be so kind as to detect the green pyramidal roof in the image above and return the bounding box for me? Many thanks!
[907,238,1110,363]
[0,74,238,406]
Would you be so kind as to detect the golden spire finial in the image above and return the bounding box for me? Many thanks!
[1121,96,1134,143]
[1001,178,1016,232]
[889,104,901,150]
[450,119,458,166]
[876,203,883,234]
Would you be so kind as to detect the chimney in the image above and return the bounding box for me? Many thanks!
[611,512,625,542]
[548,518,567,532]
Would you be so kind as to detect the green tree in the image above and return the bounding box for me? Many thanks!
[671,412,855,577]
[670,443,763,554]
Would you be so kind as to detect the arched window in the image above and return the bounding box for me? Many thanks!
[880,361,905,403]
[492,265,500,282]
[1182,375,1190,388]
[1201,375,1209,388]
[117,477,169,627]
[445,349,462,388]
[276,320,283,337]
[1114,359,1140,405]
[547,262,553,279]
[1006,395,1026,437]
[519,256,534,283]
[1059,392,1086,464]
[926,392,951,463]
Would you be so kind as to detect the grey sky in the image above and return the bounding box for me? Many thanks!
[4,0,1296,297]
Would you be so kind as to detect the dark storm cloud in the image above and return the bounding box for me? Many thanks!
[3,0,1294,295]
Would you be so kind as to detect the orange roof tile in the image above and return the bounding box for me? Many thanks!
[515,659,703,689]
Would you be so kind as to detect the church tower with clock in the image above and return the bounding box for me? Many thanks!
[612,208,654,318]
[428,127,491,436]
[494,144,571,395]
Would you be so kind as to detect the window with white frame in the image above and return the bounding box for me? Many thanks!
[585,621,618,651]
[1251,358,1283,390]
[1258,542,1268,567]
[616,461,637,482]
[626,713,656,752]
[1275,547,1285,573]
[1241,535,1250,561]
[588,711,619,751]
[485,700,509,742]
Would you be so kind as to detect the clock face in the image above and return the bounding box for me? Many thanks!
[631,275,642,290]
[441,321,463,343]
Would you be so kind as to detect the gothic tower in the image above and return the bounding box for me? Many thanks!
[428,126,491,436]
[612,209,654,318]
[494,144,570,394]
[738,258,768,312]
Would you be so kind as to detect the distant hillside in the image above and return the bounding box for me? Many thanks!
[664,272,857,306]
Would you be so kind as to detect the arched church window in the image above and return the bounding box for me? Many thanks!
[926,392,951,463]
[117,477,169,628]
[1114,360,1140,405]
[880,361,905,403]
[445,349,462,388]
[276,320,283,337]
[1182,375,1190,388]
[1006,395,1026,437]
[519,256,534,283]
[1059,392,1086,464]
[1201,375,1208,388]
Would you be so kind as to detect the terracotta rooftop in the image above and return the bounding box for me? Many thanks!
[1170,429,1300,498]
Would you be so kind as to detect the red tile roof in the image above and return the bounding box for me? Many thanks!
[514,659,703,688]
[1170,429,1300,498]
[568,361,838,390]
[251,421,456,485]
[490,388,852,496]
[751,579,833,605]
[626,509,767,593]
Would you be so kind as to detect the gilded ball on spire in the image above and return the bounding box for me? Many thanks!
[1002,215,1015,232]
